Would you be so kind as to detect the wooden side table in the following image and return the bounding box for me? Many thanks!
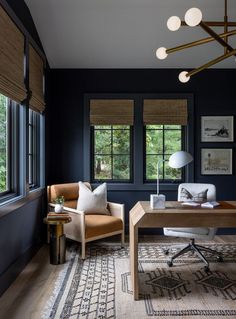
[44,216,71,265]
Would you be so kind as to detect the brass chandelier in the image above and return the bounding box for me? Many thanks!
[156,0,236,83]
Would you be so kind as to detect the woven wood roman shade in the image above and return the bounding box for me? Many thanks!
[143,99,188,125]
[90,99,134,125]
[29,44,45,112]
[0,5,26,103]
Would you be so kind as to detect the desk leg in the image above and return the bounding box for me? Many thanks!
[130,219,139,300]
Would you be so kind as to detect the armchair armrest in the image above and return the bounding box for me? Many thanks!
[48,203,85,242]
[107,202,125,222]
[48,203,84,215]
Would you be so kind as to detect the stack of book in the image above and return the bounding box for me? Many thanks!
[181,201,220,208]
[47,212,70,221]
[201,201,220,208]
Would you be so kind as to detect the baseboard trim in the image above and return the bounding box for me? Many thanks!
[0,243,42,297]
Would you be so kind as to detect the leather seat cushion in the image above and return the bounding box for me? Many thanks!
[85,215,123,239]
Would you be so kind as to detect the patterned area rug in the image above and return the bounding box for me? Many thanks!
[42,242,236,319]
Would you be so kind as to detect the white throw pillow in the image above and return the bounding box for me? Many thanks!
[180,187,208,202]
[77,182,110,215]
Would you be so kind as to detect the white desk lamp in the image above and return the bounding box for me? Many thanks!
[169,151,193,169]
[150,151,193,209]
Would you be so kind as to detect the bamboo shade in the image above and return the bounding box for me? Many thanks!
[90,99,134,125]
[143,99,188,125]
[29,44,45,112]
[0,5,26,103]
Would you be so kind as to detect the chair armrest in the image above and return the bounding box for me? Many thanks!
[107,202,125,221]
[48,203,84,216]
[63,206,85,216]
[63,206,85,242]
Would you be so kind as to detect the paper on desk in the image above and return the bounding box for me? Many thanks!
[181,201,200,207]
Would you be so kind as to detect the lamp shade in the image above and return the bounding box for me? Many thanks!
[167,16,181,31]
[168,151,193,169]
[184,8,202,27]
[179,71,190,83]
[156,47,168,60]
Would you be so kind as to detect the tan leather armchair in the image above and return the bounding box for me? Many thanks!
[47,182,125,259]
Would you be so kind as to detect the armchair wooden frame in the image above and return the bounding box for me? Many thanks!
[47,183,125,259]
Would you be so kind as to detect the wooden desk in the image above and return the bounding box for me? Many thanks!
[129,201,236,300]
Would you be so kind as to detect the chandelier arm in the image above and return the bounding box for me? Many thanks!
[200,21,235,54]
[181,21,236,27]
[166,29,236,55]
[187,48,236,78]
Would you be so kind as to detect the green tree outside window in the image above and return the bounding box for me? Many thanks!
[0,94,8,192]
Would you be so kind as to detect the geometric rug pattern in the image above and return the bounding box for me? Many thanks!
[42,242,236,318]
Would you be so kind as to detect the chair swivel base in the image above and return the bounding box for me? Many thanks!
[166,239,223,272]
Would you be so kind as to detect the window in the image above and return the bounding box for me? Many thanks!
[28,109,40,189]
[92,125,132,182]
[0,94,9,193]
[145,124,183,182]
[0,93,19,198]
[0,5,45,206]
[84,94,193,190]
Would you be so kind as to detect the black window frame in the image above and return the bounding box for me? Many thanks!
[0,0,46,212]
[0,95,19,201]
[28,108,40,190]
[91,125,133,183]
[144,124,186,183]
[84,93,194,191]
[0,95,10,195]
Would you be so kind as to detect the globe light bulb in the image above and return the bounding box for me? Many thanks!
[156,47,168,60]
[178,71,190,83]
[184,8,202,27]
[167,16,181,31]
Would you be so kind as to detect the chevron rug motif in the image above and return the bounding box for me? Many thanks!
[42,242,236,319]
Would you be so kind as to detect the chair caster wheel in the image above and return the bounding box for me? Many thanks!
[164,249,169,255]
[167,261,173,267]
[217,256,223,262]
[204,266,210,273]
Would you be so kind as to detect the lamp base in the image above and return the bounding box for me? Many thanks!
[150,194,166,209]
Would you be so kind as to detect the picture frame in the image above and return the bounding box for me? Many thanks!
[201,148,233,175]
[201,116,234,142]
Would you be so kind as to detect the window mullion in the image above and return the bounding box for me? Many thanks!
[6,99,11,192]
[162,127,165,181]
[145,125,183,183]
[92,125,131,182]
[111,127,113,180]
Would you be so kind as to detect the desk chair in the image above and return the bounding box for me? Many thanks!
[164,183,223,272]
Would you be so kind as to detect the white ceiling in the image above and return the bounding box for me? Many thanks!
[24,0,236,69]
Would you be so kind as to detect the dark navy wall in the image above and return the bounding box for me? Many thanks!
[49,69,236,233]
[0,0,46,296]
[6,0,43,50]
[0,196,43,295]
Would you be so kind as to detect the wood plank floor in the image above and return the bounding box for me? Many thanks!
[0,235,236,319]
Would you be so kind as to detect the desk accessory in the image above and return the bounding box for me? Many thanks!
[181,201,200,207]
[201,201,220,208]
[150,159,166,209]
[150,151,193,210]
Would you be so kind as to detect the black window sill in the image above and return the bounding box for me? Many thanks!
[0,188,45,218]
[91,182,179,192]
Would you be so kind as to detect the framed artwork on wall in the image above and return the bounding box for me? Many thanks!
[201,116,234,142]
[201,148,233,175]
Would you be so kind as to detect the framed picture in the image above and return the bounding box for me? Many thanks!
[201,148,233,175]
[201,116,234,142]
